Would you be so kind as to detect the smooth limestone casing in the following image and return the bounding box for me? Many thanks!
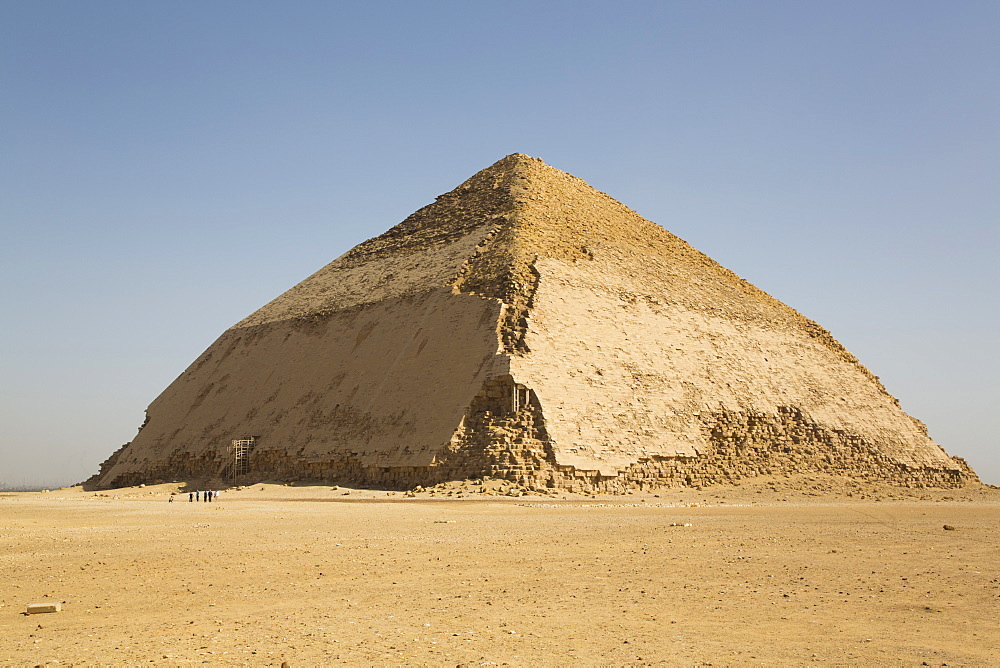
[92,154,973,490]
[99,290,505,483]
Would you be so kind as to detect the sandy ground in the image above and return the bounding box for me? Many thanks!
[2,477,999,666]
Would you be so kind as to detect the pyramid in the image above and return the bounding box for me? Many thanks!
[90,154,977,491]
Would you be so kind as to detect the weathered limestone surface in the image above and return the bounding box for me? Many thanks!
[516,260,949,474]
[91,154,977,490]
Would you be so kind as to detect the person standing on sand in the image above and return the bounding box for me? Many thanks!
[195,490,200,501]
[188,492,193,502]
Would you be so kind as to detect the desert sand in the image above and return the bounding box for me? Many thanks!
[3,479,998,666]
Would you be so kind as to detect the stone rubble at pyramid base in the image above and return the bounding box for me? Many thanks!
[96,451,973,494]
[95,401,976,493]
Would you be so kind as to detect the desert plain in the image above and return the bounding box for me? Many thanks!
[2,476,998,666]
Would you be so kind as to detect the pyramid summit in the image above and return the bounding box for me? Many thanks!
[90,154,977,491]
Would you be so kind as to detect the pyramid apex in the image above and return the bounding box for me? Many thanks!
[448,152,553,194]
[503,152,538,161]
[490,152,545,169]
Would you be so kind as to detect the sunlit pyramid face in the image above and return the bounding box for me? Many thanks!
[89,154,976,492]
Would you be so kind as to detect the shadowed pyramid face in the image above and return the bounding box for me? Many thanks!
[91,154,975,491]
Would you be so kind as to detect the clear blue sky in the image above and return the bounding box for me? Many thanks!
[2,0,997,486]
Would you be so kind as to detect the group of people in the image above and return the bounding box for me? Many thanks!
[188,490,219,502]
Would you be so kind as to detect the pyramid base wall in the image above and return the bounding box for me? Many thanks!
[92,399,976,492]
[101,442,973,492]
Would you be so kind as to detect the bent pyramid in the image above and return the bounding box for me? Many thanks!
[90,154,977,491]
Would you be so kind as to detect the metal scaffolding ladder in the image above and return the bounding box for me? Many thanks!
[228,437,256,483]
